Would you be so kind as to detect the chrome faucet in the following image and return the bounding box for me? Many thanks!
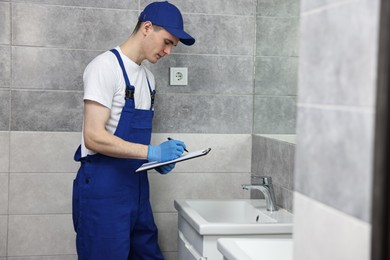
[242,176,278,211]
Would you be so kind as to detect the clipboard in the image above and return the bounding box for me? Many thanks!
[136,148,211,172]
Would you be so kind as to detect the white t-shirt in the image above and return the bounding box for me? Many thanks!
[81,46,155,157]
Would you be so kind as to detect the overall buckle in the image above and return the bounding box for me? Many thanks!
[151,90,156,109]
[125,89,135,99]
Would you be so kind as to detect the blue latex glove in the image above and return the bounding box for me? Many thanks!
[147,140,186,162]
[156,163,175,175]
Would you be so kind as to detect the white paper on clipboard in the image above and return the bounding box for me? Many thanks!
[136,148,211,172]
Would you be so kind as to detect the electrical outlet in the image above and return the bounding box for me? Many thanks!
[170,67,188,86]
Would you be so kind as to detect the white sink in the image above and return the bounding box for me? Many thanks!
[185,200,276,223]
[174,199,293,235]
[217,237,293,260]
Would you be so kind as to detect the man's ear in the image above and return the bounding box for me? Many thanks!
[142,21,153,35]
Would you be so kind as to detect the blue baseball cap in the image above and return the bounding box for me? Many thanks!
[139,1,195,46]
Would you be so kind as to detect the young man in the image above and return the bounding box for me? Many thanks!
[72,1,195,259]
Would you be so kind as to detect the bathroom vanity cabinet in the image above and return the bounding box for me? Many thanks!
[177,215,292,260]
[174,199,293,260]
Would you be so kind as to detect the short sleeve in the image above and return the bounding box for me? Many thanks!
[83,54,118,109]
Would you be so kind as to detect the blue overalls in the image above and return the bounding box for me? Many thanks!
[72,49,164,260]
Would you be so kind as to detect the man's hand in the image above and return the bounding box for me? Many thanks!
[156,164,175,174]
[147,140,186,162]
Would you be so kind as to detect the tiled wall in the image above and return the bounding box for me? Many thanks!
[253,0,299,134]
[0,133,251,260]
[293,0,379,259]
[0,0,256,259]
[251,135,295,212]
[250,0,300,213]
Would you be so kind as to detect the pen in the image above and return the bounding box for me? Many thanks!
[167,137,189,152]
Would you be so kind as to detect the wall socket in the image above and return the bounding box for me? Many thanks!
[170,67,188,86]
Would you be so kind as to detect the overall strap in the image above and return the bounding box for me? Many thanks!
[110,49,135,99]
[146,77,156,110]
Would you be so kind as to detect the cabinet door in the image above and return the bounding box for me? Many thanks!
[178,231,206,260]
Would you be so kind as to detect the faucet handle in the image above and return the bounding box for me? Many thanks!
[251,176,273,185]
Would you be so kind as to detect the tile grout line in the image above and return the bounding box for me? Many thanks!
[12,1,140,12]
[6,1,12,258]
[7,44,254,58]
[12,1,256,18]
[10,88,84,93]
[5,89,264,96]
[301,0,360,16]
[8,0,12,132]
[298,102,375,113]
[251,0,257,137]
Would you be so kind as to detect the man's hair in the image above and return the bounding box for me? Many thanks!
[132,20,163,35]
[131,20,142,35]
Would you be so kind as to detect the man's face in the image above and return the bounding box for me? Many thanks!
[144,25,179,64]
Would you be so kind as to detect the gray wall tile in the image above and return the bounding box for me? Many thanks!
[12,3,137,50]
[253,96,297,134]
[256,17,299,57]
[0,174,8,214]
[162,252,177,260]
[255,56,298,95]
[10,132,80,173]
[8,215,76,256]
[8,256,77,260]
[9,173,74,214]
[142,0,256,16]
[154,212,178,252]
[274,185,293,211]
[298,0,379,107]
[257,0,300,17]
[252,135,294,189]
[251,135,264,173]
[251,135,294,212]
[0,2,10,44]
[150,173,251,212]
[150,134,252,173]
[153,94,253,134]
[10,132,250,174]
[293,192,371,260]
[150,55,253,95]
[0,90,9,130]
[0,216,6,257]
[257,134,296,143]
[12,47,100,91]
[12,0,136,9]
[173,14,255,55]
[0,46,11,89]
[11,90,83,131]
[0,132,9,172]
[294,106,374,222]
